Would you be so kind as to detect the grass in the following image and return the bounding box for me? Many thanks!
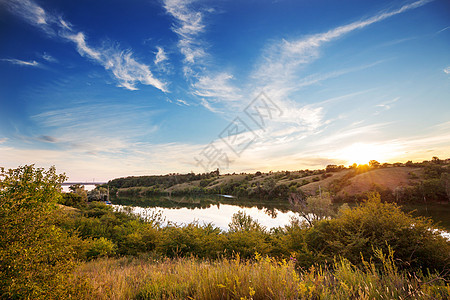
[71,249,450,300]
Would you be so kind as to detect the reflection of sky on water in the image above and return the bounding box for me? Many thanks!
[114,204,299,231]
[62,184,97,192]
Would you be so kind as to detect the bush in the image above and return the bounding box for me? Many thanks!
[303,193,450,272]
[61,192,86,208]
[86,237,117,260]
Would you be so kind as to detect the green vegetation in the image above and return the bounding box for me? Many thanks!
[1,165,450,299]
[103,158,450,205]
[0,166,84,299]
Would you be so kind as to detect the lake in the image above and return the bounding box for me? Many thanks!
[111,195,450,232]
[112,195,298,230]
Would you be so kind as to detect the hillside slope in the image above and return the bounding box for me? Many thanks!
[107,159,449,203]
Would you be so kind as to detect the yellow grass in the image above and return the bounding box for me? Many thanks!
[71,253,450,300]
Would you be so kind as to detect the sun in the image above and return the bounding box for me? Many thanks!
[337,143,388,165]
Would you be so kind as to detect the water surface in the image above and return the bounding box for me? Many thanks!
[111,195,450,232]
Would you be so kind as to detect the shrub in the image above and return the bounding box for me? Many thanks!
[86,237,117,260]
[303,193,450,272]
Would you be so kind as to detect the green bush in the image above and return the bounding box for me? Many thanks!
[302,193,450,272]
[86,237,117,260]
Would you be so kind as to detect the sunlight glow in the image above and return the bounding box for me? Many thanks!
[337,142,393,165]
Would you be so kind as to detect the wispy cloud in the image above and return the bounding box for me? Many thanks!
[375,97,400,114]
[310,122,392,147]
[176,99,190,106]
[153,46,172,73]
[154,46,168,65]
[41,53,57,63]
[253,0,433,88]
[4,0,54,34]
[436,26,450,35]
[235,0,434,137]
[30,102,161,156]
[163,0,207,66]
[62,31,168,92]
[1,58,40,67]
[444,66,450,74]
[5,0,167,92]
[37,135,57,143]
[193,73,243,111]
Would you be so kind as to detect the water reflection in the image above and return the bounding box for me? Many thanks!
[112,195,292,212]
[111,196,450,232]
[112,195,297,230]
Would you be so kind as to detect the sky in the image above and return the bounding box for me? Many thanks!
[0,0,449,181]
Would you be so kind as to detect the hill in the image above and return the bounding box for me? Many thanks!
[104,158,450,203]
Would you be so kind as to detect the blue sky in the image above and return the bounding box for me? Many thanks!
[0,0,449,181]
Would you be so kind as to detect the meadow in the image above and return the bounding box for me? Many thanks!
[1,165,449,299]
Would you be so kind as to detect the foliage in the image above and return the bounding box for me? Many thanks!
[59,192,450,275]
[86,237,117,260]
[228,210,265,232]
[289,192,334,227]
[107,170,219,189]
[69,184,88,202]
[0,165,82,299]
[301,193,450,271]
[61,192,86,208]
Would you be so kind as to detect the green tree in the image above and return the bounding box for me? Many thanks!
[0,165,82,299]
[289,192,333,227]
[69,183,88,202]
[228,211,265,232]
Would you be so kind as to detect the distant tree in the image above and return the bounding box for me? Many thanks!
[369,160,380,168]
[61,193,84,207]
[405,160,414,167]
[88,187,108,202]
[289,192,333,227]
[441,173,450,201]
[228,211,265,232]
[432,156,441,164]
[69,184,88,202]
[326,164,339,172]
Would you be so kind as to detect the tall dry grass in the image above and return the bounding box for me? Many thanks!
[71,249,449,299]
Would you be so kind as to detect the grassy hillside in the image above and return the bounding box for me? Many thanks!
[106,158,450,203]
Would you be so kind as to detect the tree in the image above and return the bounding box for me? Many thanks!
[289,192,333,227]
[369,160,380,168]
[432,156,441,164]
[405,160,414,167]
[0,165,82,299]
[326,164,339,172]
[228,211,265,232]
[441,173,450,201]
[69,183,88,202]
